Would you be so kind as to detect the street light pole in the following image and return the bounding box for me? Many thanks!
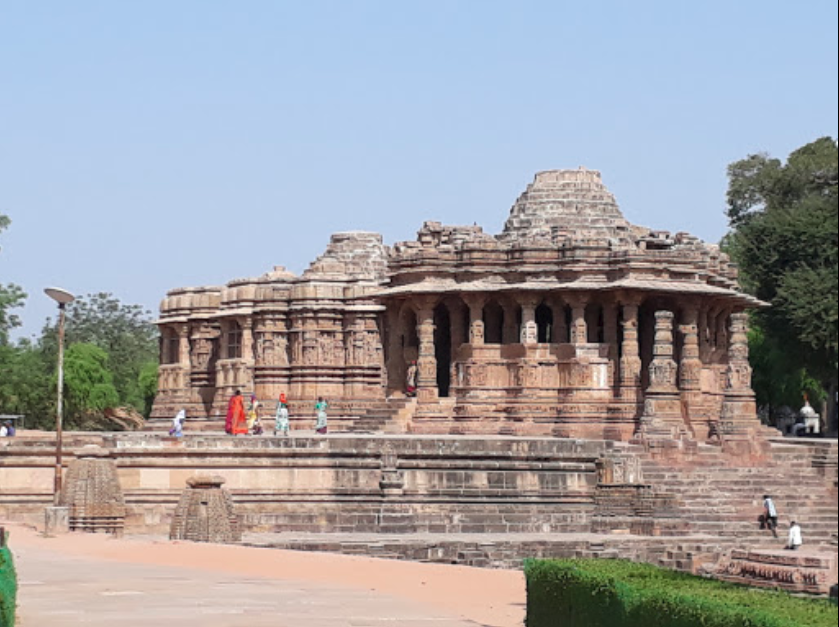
[45,287,75,505]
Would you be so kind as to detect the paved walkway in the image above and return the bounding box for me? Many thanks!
[7,525,524,627]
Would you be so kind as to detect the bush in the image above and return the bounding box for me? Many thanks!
[525,559,837,627]
[0,531,16,627]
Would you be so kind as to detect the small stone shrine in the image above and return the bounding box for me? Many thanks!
[59,445,125,535]
[169,475,241,544]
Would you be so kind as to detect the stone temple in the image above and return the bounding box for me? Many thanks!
[152,167,766,448]
[3,169,836,597]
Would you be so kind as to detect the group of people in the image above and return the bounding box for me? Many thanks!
[762,494,803,550]
[223,390,329,436]
[0,421,16,437]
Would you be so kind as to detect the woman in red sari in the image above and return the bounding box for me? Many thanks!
[225,390,249,435]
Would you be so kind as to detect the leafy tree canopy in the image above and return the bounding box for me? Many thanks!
[61,343,120,428]
[725,137,838,429]
[42,293,158,412]
[0,213,27,346]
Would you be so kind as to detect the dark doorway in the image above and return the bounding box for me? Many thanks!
[536,303,553,343]
[484,300,503,344]
[434,305,452,397]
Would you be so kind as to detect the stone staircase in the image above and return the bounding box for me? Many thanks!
[638,439,838,548]
[350,398,417,433]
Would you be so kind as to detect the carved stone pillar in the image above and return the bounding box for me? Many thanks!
[385,306,403,392]
[636,310,686,442]
[415,299,437,401]
[450,301,467,351]
[501,299,519,345]
[241,318,254,364]
[567,295,589,345]
[697,306,711,363]
[177,324,191,370]
[679,303,703,433]
[720,312,761,452]
[463,295,486,346]
[519,295,539,345]
[714,308,730,357]
[603,301,619,386]
[551,297,568,344]
[619,298,643,406]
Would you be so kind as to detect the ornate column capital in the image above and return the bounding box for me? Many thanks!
[617,291,644,307]
[565,292,590,309]
[461,293,487,311]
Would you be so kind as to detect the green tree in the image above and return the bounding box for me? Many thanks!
[0,340,54,428]
[137,361,159,418]
[42,293,158,414]
[725,137,838,433]
[61,343,120,428]
[0,213,27,346]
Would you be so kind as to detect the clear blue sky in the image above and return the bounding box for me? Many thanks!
[1,0,837,339]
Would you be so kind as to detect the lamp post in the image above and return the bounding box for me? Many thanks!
[44,287,75,505]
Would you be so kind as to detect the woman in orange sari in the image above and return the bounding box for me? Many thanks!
[225,390,249,435]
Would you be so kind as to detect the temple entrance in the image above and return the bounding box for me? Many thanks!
[434,305,452,397]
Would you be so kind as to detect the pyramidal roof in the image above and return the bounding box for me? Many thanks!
[500,167,633,247]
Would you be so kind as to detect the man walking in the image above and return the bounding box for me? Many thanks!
[763,494,778,538]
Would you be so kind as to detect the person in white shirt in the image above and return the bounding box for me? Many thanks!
[787,521,803,550]
[763,495,778,538]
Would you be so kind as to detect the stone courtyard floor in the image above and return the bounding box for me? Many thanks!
[6,524,524,627]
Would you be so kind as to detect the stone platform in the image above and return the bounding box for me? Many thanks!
[243,531,729,572]
[2,431,836,595]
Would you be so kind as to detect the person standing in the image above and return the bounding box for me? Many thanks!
[763,495,778,538]
[246,394,260,431]
[226,390,248,436]
[787,521,803,550]
[169,409,186,438]
[275,393,290,436]
[405,361,418,397]
[315,397,328,435]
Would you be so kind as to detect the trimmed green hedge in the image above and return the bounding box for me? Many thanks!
[0,531,16,627]
[525,559,838,627]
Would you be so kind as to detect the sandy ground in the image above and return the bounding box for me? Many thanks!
[5,524,525,627]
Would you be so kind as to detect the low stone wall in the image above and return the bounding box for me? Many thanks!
[243,532,729,572]
[0,433,613,535]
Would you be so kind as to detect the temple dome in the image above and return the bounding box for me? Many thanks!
[500,168,632,247]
